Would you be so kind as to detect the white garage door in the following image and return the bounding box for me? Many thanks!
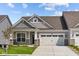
[40,33,65,46]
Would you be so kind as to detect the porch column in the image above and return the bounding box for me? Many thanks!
[10,33,13,45]
[34,31,39,46]
[35,31,37,40]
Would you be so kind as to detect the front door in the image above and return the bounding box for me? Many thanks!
[17,33,25,43]
[30,32,35,44]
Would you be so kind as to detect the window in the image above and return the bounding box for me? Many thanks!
[34,19,37,22]
[59,35,63,37]
[47,35,51,37]
[33,18,38,22]
[17,33,25,42]
[76,34,79,36]
[17,38,21,42]
[52,35,57,37]
[41,35,46,37]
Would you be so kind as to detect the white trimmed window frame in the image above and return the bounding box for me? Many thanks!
[16,32,26,43]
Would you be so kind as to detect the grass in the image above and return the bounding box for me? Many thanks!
[7,45,36,54]
[0,47,4,54]
[0,45,37,54]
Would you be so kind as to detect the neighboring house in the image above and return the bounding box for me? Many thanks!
[63,11,79,46]
[1,11,79,47]
[0,15,12,48]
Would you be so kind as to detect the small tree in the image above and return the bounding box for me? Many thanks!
[2,27,13,39]
[2,27,12,54]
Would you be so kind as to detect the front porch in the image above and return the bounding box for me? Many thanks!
[11,30,39,46]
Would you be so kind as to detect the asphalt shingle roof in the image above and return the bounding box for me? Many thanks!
[63,11,79,28]
[22,16,66,30]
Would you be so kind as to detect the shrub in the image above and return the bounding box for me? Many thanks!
[73,46,78,49]
[69,45,79,52]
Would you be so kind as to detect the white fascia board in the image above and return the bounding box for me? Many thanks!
[12,18,35,28]
[12,17,23,27]
[38,29,68,32]
[74,23,79,28]
[27,14,53,28]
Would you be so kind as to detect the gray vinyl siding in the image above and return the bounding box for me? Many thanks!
[29,22,48,28]
[0,18,11,44]
[15,22,30,28]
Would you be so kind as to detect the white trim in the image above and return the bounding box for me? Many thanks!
[32,17,38,22]
[74,23,79,28]
[13,18,23,27]
[13,18,35,28]
[38,29,68,32]
[36,15,53,28]
[16,32,26,43]
[70,28,79,31]
[27,14,53,28]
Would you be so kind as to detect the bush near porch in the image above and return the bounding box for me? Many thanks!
[0,45,37,54]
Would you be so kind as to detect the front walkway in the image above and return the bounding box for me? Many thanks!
[32,46,77,56]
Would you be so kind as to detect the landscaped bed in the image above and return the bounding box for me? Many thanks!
[69,45,79,55]
[0,45,37,54]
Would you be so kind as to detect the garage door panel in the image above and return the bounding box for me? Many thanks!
[40,37,53,46]
[52,37,64,46]
[40,34,65,46]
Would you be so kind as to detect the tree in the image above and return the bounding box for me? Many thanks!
[2,27,13,39]
[2,27,13,54]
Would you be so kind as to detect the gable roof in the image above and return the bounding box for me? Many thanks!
[63,11,79,28]
[14,11,79,30]
[0,15,12,26]
[40,16,67,30]
[22,16,67,30]
[13,17,35,29]
[24,14,53,28]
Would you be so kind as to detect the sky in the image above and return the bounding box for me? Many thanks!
[0,3,79,24]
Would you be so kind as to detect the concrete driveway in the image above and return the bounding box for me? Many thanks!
[32,46,77,56]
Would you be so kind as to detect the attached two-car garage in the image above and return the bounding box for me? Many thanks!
[39,33,65,46]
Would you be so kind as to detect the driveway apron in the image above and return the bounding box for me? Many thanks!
[32,46,77,56]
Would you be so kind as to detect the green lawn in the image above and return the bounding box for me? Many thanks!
[7,45,36,54]
[0,47,4,54]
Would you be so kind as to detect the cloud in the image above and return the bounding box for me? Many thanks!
[54,11,62,16]
[39,3,55,11]
[74,9,79,11]
[45,7,53,11]
[22,3,28,8]
[54,3,69,7]
[39,3,69,11]
[8,3,14,8]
